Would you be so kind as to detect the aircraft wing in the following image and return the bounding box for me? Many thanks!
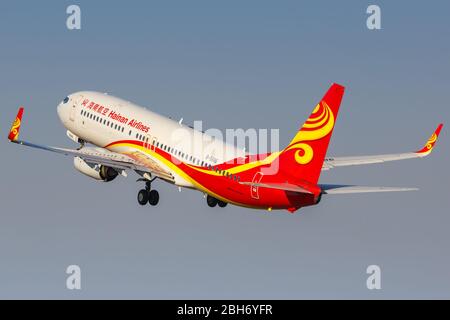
[320,184,418,194]
[8,107,174,181]
[322,124,443,170]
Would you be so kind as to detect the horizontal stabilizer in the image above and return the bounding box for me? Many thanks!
[320,184,418,194]
[240,181,313,194]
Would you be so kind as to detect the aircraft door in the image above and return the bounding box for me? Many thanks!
[70,95,82,122]
[143,135,151,150]
[250,172,264,199]
[151,137,157,152]
[143,135,157,152]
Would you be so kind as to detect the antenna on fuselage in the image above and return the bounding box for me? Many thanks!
[179,118,183,125]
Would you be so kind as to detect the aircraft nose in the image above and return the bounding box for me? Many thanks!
[57,103,63,117]
[57,102,66,122]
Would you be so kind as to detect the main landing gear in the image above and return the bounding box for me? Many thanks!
[137,179,160,206]
[206,195,227,208]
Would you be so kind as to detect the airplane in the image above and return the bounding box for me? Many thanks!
[7,83,443,213]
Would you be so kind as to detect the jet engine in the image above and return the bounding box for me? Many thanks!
[73,157,118,182]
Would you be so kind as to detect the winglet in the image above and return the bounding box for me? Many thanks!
[8,107,24,142]
[416,124,443,156]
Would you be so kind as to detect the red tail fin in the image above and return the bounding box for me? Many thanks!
[279,83,345,184]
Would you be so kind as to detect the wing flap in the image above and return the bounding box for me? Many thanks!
[14,139,174,181]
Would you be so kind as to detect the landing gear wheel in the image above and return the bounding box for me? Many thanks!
[148,190,160,206]
[137,189,149,205]
[218,201,228,208]
[207,195,218,207]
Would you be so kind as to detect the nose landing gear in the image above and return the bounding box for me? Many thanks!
[137,179,160,206]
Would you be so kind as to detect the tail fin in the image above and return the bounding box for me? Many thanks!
[8,107,24,141]
[279,83,345,184]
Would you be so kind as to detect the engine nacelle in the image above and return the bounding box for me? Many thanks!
[73,157,118,182]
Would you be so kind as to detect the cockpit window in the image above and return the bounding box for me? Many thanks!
[63,97,69,104]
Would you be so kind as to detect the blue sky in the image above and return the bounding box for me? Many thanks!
[0,0,449,298]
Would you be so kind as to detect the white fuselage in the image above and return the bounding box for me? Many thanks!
[57,91,245,187]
